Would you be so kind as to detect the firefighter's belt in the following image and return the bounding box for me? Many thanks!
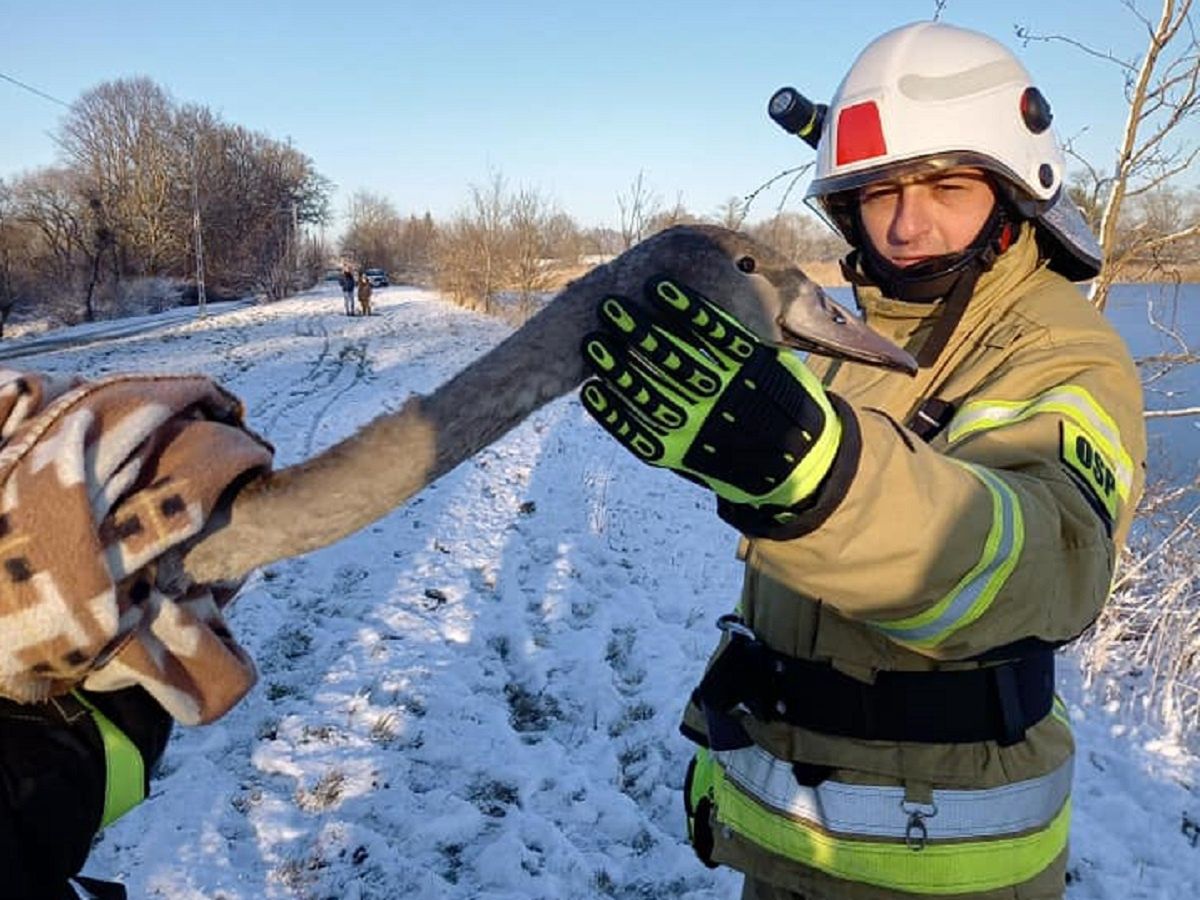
[691,616,1054,749]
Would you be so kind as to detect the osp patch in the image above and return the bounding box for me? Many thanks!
[1060,420,1117,532]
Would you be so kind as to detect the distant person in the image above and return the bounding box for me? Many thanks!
[357,272,373,317]
[338,266,356,316]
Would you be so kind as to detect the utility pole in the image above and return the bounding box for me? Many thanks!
[189,143,207,319]
[292,199,300,287]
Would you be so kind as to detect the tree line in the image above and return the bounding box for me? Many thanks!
[0,74,854,336]
[340,171,850,321]
[0,77,331,333]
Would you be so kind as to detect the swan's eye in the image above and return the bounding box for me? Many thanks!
[736,256,756,274]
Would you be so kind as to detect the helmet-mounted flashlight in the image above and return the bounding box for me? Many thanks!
[768,87,826,150]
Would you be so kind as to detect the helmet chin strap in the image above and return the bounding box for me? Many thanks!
[843,202,1015,367]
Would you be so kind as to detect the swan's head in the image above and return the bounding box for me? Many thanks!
[614,225,917,375]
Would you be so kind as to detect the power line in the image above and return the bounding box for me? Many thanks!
[0,71,70,108]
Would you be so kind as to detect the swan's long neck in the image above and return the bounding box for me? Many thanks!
[180,264,614,584]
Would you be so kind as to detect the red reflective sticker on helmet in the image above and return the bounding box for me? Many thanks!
[835,102,886,165]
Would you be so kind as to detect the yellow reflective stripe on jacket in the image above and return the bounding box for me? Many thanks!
[73,692,145,827]
[946,385,1134,501]
[697,746,1071,894]
[869,463,1024,649]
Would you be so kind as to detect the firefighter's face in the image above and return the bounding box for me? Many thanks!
[857,167,997,267]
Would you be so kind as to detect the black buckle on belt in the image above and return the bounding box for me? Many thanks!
[689,615,764,750]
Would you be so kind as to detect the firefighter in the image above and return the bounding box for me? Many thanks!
[581,21,1146,900]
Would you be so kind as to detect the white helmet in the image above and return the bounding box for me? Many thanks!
[805,21,1101,280]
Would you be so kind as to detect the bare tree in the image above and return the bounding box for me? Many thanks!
[80,194,115,321]
[0,179,24,334]
[395,212,438,283]
[4,77,331,318]
[432,217,475,309]
[1017,0,1200,311]
[12,172,79,286]
[341,190,403,272]
[200,124,329,299]
[616,171,662,250]
[11,169,91,319]
[581,226,623,257]
[736,157,819,247]
[716,196,748,231]
[1066,166,1108,232]
[298,232,332,286]
[57,77,182,277]
[467,173,511,314]
[542,212,583,266]
[507,186,556,306]
[434,172,511,313]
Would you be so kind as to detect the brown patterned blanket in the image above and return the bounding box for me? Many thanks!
[0,368,273,725]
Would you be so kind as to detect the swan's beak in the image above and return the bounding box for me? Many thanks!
[776,283,918,374]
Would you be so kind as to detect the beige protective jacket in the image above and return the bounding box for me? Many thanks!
[682,227,1147,900]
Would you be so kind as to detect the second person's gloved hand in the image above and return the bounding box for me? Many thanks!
[580,276,844,530]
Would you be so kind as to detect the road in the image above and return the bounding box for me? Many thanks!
[0,299,255,361]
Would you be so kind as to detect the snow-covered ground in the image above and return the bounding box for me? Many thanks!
[16,282,1198,898]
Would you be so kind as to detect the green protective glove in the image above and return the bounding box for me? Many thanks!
[580,276,842,517]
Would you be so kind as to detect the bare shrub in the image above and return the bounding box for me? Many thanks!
[1077,477,1200,742]
[368,710,400,744]
[294,768,347,812]
[745,212,849,264]
[433,173,509,313]
[395,213,438,284]
[508,187,558,304]
[433,173,572,314]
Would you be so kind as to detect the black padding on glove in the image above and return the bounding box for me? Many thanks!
[680,345,829,497]
[717,394,862,540]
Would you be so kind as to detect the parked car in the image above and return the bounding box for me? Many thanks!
[364,268,389,288]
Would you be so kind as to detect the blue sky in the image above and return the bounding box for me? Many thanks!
[0,1,1188,232]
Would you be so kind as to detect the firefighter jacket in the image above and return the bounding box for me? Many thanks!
[680,225,1147,900]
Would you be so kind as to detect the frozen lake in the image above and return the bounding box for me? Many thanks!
[1106,282,1200,491]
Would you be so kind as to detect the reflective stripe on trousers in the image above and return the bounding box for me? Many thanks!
[691,744,1072,894]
